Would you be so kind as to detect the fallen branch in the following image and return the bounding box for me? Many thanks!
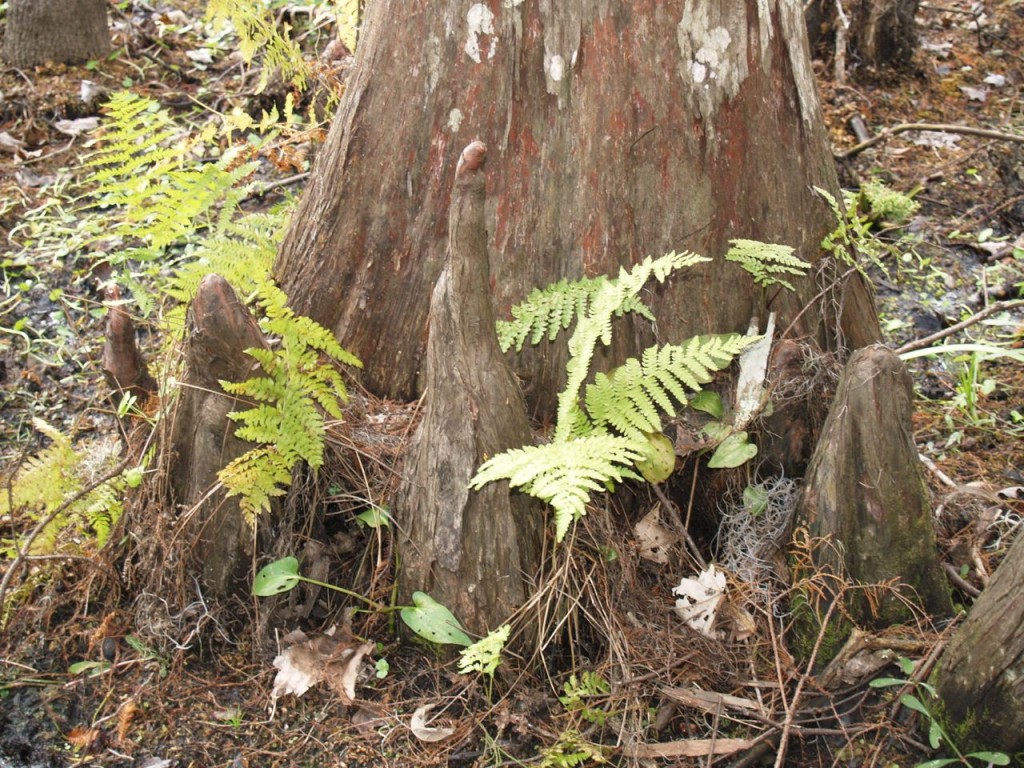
[836,122,1024,160]
[894,299,1024,356]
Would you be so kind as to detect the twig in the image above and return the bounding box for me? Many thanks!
[651,483,707,570]
[894,299,1024,355]
[943,562,981,598]
[833,0,850,86]
[0,458,131,634]
[836,122,1024,160]
[774,598,840,767]
[918,453,956,490]
[247,172,311,200]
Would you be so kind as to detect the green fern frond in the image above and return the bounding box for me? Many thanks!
[584,334,758,440]
[496,277,653,353]
[0,421,129,556]
[166,210,288,316]
[219,447,293,521]
[217,284,362,515]
[87,92,182,196]
[206,0,311,92]
[554,251,707,442]
[497,251,707,354]
[471,435,643,541]
[724,239,810,291]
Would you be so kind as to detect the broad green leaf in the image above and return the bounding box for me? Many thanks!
[914,760,958,768]
[252,556,301,596]
[356,506,391,529]
[689,390,723,419]
[966,752,1009,765]
[708,431,757,468]
[899,693,930,717]
[869,677,906,688]
[928,719,942,749]
[635,432,675,483]
[401,592,472,647]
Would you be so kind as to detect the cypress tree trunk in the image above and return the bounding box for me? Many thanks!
[274,0,880,418]
[3,0,110,67]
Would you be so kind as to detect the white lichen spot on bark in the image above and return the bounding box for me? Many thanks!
[465,3,496,63]
[448,108,464,133]
[502,0,525,6]
[548,54,565,82]
[674,1,819,140]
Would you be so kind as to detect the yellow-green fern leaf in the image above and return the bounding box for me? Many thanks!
[724,239,810,291]
[471,434,643,542]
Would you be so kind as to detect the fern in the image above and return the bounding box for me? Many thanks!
[167,211,285,305]
[584,334,756,441]
[472,435,644,542]
[0,420,130,555]
[219,283,362,520]
[724,239,811,291]
[496,276,654,353]
[206,0,311,92]
[81,92,259,276]
[474,248,777,541]
[555,252,709,441]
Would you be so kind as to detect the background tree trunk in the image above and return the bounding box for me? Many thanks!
[275,0,880,419]
[795,345,952,626]
[3,0,109,67]
[395,142,542,636]
[806,0,919,72]
[936,531,1024,754]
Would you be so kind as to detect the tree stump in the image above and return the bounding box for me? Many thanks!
[795,345,952,626]
[168,274,269,598]
[936,531,1024,753]
[396,141,542,637]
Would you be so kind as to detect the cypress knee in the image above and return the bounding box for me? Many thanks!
[396,141,542,638]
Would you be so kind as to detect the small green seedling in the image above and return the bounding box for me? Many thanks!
[252,557,473,647]
[870,657,1010,767]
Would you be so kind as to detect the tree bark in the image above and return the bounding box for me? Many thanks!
[3,0,109,68]
[795,345,952,625]
[101,285,157,407]
[396,141,542,636]
[274,0,880,418]
[935,531,1024,754]
[168,274,269,599]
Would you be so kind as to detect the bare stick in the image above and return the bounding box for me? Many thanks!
[894,299,1024,355]
[837,122,1024,160]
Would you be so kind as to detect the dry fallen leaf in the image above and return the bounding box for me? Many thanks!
[409,703,457,742]
[271,627,374,707]
[634,505,679,564]
[324,641,375,704]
